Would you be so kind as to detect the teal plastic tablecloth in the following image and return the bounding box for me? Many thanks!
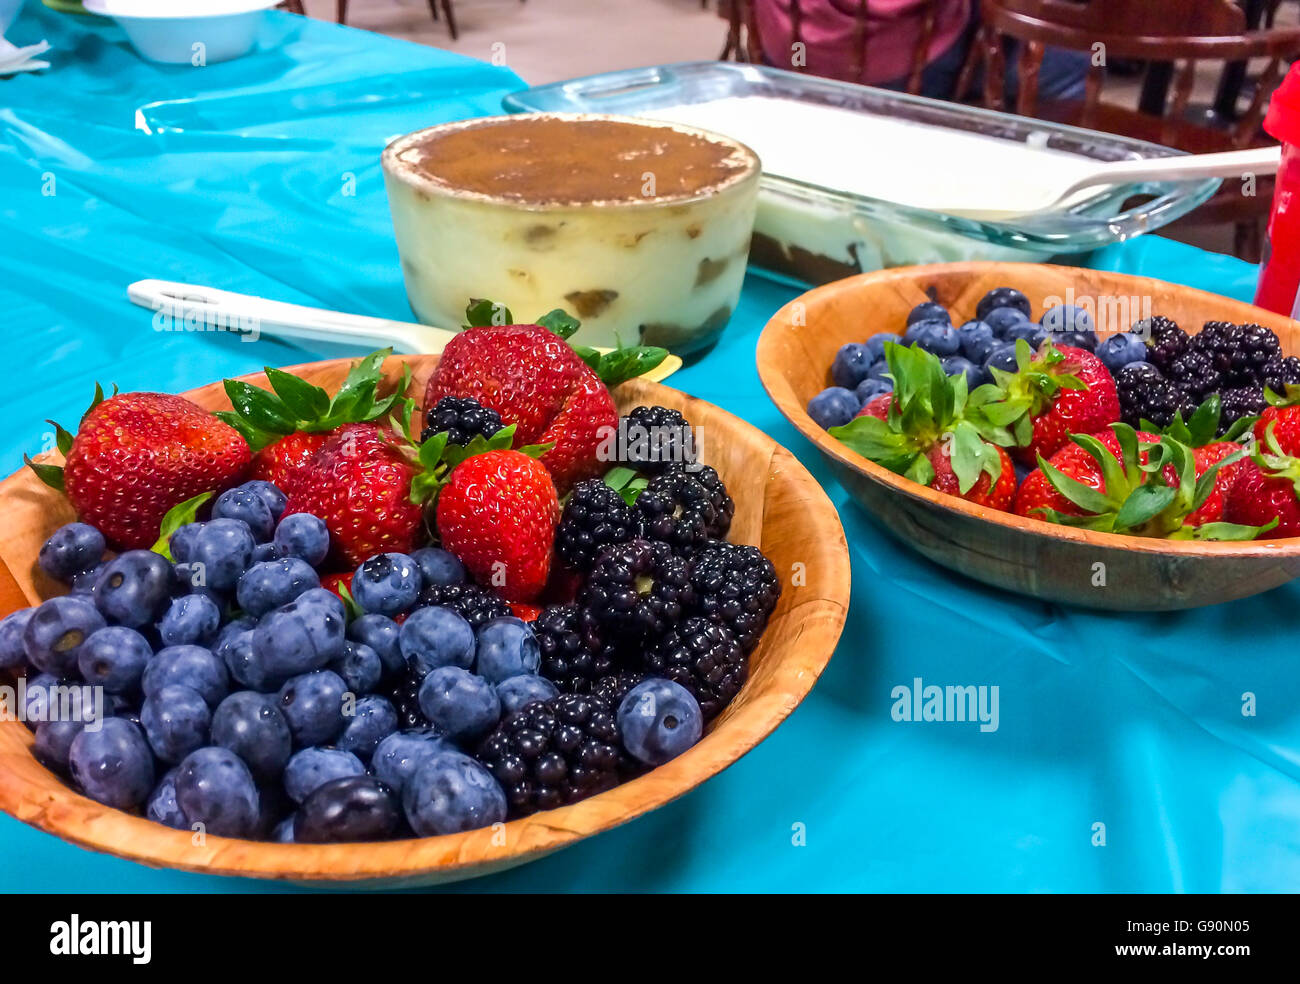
[3,6,1297,894]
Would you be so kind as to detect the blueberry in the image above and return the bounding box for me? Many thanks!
[21,672,57,731]
[142,645,229,708]
[277,669,348,747]
[169,523,203,564]
[347,614,403,678]
[38,523,105,583]
[403,751,506,836]
[94,550,177,627]
[417,667,500,742]
[249,542,278,565]
[331,641,381,695]
[141,684,212,763]
[211,691,292,782]
[189,518,256,592]
[272,815,296,842]
[218,628,281,693]
[957,320,997,363]
[905,301,950,326]
[903,318,960,356]
[976,287,1031,321]
[371,729,452,795]
[146,768,189,829]
[1041,303,1095,334]
[474,616,540,684]
[158,593,222,648]
[854,377,893,405]
[831,343,874,389]
[294,774,402,843]
[942,355,988,389]
[69,565,104,596]
[399,606,474,676]
[1005,321,1048,350]
[984,342,1020,374]
[1097,332,1148,372]
[174,746,260,838]
[68,717,155,810]
[352,553,422,617]
[336,695,398,760]
[33,717,85,773]
[213,487,276,543]
[236,557,319,618]
[806,387,860,429]
[410,547,465,589]
[0,608,33,669]
[272,513,329,567]
[283,746,367,804]
[617,678,704,766]
[79,625,151,694]
[984,306,1029,336]
[240,480,288,522]
[252,595,346,680]
[22,595,105,676]
[864,333,900,363]
[295,587,347,624]
[494,674,559,715]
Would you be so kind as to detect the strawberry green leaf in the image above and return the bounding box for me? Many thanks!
[1072,433,1129,503]
[516,441,555,459]
[904,454,935,486]
[464,298,513,328]
[618,477,649,507]
[538,309,581,339]
[1032,508,1117,532]
[417,431,449,471]
[223,379,298,436]
[213,410,265,449]
[265,367,330,422]
[81,382,118,425]
[1187,517,1279,541]
[1264,383,1300,408]
[326,348,391,426]
[570,344,603,373]
[24,456,64,492]
[948,422,1001,495]
[1114,483,1176,530]
[1039,454,1115,515]
[150,491,213,560]
[487,424,517,451]
[602,466,638,491]
[335,580,363,621]
[46,420,74,457]
[595,346,670,387]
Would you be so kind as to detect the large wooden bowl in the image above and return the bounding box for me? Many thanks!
[757,261,1300,611]
[0,356,849,887]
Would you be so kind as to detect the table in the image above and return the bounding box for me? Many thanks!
[2,5,1295,894]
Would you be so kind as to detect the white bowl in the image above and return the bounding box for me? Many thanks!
[83,0,278,65]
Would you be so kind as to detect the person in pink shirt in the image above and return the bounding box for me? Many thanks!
[752,0,1086,102]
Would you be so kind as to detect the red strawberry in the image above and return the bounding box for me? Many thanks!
[29,390,250,549]
[1182,441,1244,527]
[981,342,1120,465]
[926,442,1015,511]
[1224,426,1300,536]
[1255,403,1300,457]
[856,393,891,420]
[509,603,543,622]
[1013,429,1151,521]
[435,450,560,602]
[320,572,354,602]
[247,430,331,496]
[424,324,616,493]
[282,423,424,568]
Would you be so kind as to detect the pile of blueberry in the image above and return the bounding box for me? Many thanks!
[807,287,1101,429]
[0,478,707,843]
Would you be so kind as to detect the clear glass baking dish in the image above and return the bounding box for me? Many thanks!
[503,62,1221,287]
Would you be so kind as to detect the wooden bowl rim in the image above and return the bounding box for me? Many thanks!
[0,356,851,883]
[757,260,1300,559]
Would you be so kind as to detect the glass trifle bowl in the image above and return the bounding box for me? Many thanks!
[381,113,761,353]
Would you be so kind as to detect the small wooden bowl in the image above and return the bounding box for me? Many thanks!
[0,356,849,887]
[757,261,1300,611]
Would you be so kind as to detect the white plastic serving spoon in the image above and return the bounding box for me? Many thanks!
[126,280,683,383]
[938,145,1282,221]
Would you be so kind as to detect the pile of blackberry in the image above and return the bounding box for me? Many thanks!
[532,603,618,694]
[644,616,747,721]
[384,666,428,729]
[476,692,631,816]
[555,479,635,573]
[1117,317,1284,433]
[619,405,697,473]
[420,396,503,446]
[417,582,510,629]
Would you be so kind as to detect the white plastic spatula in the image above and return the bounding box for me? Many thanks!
[126,280,683,383]
[937,146,1282,221]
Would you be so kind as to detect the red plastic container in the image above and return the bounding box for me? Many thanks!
[1255,65,1300,316]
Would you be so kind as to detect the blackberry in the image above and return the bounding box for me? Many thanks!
[1263,355,1300,395]
[420,396,504,446]
[581,539,695,641]
[1137,316,1188,372]
[618,405,697,474]
[533,604,615,693]
[590,669,647,708]
[417,582,510,629]
[678,464,734,539]
[1219,386,1266,433]
[383,665,428,729]
[476,693,624,816]
[1191,321,1281,385]
[1165,350,1221,402]
[688,540,781,653]
[555,479,635,573]
[644,617,746,721]
[1115,362,1195,429]
[634,470,723,555]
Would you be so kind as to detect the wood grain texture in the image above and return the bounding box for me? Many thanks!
[0,356,849,887]
[756,260,1300,611]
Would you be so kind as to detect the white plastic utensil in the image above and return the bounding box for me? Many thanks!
[126,279,684,382]
[937,146,1282,221]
